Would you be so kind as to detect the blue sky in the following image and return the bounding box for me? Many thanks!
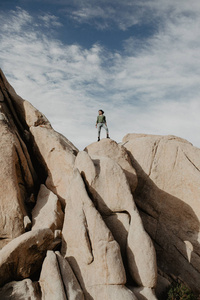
[0,0,200,149]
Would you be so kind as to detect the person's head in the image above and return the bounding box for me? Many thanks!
[98,109,104,115]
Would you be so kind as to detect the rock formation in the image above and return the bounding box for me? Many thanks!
[121,133,200,295]
[75,148,157,288]
[32,184,64,232]
[0,69,199,299]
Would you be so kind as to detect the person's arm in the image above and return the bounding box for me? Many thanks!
[104,116,107,126]
[96,116,98,127]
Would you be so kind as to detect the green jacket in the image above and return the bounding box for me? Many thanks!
[96,115,106,123]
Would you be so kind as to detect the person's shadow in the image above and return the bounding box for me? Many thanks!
[127,150,200,295]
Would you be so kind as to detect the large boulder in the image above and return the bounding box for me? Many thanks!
[0,69,50,129]
[55,251,85,300]
[0,68,78,211]
[39,250,67,300]
[30,126,78,206]
[131,287,158,300]
[0,70,38,249]
[88,285,138,300]
[61,168,136,300]
[75,150,157,288]
[0,228,54,287]
[155,275,170,300]
[84,138,138,192]
[39,250,85,300]
[32,184,64,232]
[0,119,32,248]
[0,279,41,300]
[122,133,200,294]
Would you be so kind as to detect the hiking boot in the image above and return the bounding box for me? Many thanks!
[98,137,100,142]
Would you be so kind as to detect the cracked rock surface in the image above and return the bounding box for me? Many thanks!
[0,69,200,299]
[122,133,200,295]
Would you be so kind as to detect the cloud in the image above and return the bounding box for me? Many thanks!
[38,13,62,28]
[64,0,200,31]
[0,8,108,148]
[67,1,144,31]
[0,4,200,150]
[1,6,33,33]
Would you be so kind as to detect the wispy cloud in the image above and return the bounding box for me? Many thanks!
[65,0,200,31]
[67,1,144,31]
[38,13,62,28]
[1,6,33,33]
[0,4,200,149]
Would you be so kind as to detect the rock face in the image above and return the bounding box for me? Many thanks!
[0,228,54,287]
[30,126,78,207]
[55,251,85,300]
[0,279,41,300]
[75,150,157,288]
[39,250,85,300]
[32,184,64,232]
[84,138,138,192]
[39,250,67,300]
[122,133,200,294]
[0,69,200,299]
[0,83,37,248]
[61,168,138,300]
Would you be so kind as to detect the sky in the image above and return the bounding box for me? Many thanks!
[0,0,200,150]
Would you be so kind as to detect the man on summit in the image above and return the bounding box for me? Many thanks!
[96,109,110,141]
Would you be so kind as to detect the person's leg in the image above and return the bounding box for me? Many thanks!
[102,124,110,138]
[97,123,102,141]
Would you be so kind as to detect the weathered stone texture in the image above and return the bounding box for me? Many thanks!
[122,133,200,294]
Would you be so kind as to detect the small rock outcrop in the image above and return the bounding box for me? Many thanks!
[0,69,200,299]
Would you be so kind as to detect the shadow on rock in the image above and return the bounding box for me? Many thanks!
[127,150,200,295]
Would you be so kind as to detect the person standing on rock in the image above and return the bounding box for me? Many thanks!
[96,109,110,141]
